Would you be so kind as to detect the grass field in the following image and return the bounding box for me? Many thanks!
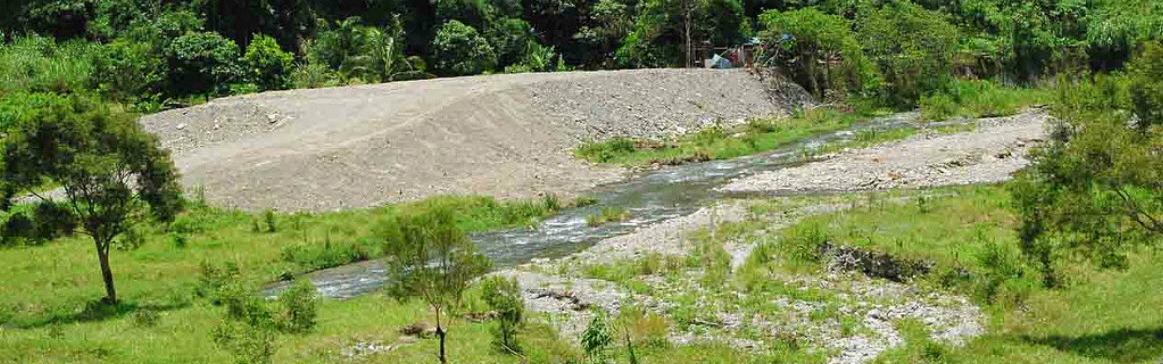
[754,185,1163,364]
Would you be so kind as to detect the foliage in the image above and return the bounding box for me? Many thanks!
[758,8,867,98]
[587,206,633,227]
[1011,51,1163,286]
[0,93,183,303]
[581,310,615,362]
[857,1,960,106]
[919,79,1053,121]
[481,276,523,353]
[379,205,492,363]
[1128,42,1163,127]
[430,20,497,76]
[165,31,244,97]
[0,35,98,94]
[93,39,164,104]
[243,34,293,91]
[277,279,319,333]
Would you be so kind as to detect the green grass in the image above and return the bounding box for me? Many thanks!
[0,35,98,95]
[586,206,633,227]
[575,105,895,167]
[920,79,1053,122]
[751,185,1163,363]
[0,194,563,328]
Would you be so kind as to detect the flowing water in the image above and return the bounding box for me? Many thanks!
[265,112,931,298]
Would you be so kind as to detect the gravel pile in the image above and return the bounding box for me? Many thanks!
[531,69,813,139]
[138,69,812,211]
[720,111,1051,193]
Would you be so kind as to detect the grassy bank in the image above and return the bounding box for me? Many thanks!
[0,194,572,329]
[747,185,1163,363]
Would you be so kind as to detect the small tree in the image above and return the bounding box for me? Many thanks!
[857,1,960,106]
[482,276,524,353]
[0,94,183,304]
[1011,46,1163,287]
[581,310,614,363]
[759,8,867,99]
[430,20,498,76]
[243,34,294,91]
[379,206,492,364]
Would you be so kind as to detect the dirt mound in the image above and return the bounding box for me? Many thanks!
[141,69,811,211]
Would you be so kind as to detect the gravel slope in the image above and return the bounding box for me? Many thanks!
[141,69,811,211]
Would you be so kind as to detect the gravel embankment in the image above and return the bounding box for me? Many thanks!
[140,69,812,211]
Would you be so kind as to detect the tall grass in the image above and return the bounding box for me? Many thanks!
[919,79,1053,121]
[0,35,99,94]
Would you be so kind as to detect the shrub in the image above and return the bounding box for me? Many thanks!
[581,310,614,362]
[858,1,960,106]
[1129,42,1163,128]
[482,276,523,353]
[288,62,337,89]
[759,8,867,98]
[197,261,241,301]
[243,34,293,91]
[279,239,372,271]
[93,39,164,103]
[164,31,244,96]
[485,18,537,68]
[212,320,276,364]
[430,20,497,76]
[277,279,319,333]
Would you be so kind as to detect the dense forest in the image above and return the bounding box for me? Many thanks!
[1,0,1160,115]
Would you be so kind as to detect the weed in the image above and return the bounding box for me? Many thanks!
[587,207,633,227]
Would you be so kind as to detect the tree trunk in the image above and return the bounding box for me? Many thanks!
[96,241,117,304]
[805,57,820,99]
[437,325,447,364]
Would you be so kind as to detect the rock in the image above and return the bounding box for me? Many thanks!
[399,322,437,338]
[176,123,187,130]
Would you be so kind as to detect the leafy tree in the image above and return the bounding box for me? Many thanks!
[243,34,294,91]
[485,17,537,68]
[573,0,634,68]
[619,0,745,67]
[481,276,523,353]
[430,20,497,76]
[379,205,492,364]
[758,8,866,98]
[857,1,960,106]
[193,0,316,50]
[1129,42,1163,128]
[0,93,183,304]
[1011,46,1163,287]
[165,31,244,97]
[93,39,164,102]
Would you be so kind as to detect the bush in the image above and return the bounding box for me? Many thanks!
[430,20,497,76]
[482,276,523,353]
[288,62,337,89]
[1129,42,1163,128]
[243,34,293,91]
[485,18,536,68]
[277,279,319,333]
[279,239,373,271]
[164,31,244,96]
[858,1,960,106]
[587,207,633,227]
[212,320,276,364]
[581,310,614,362]
[93,39,164,103]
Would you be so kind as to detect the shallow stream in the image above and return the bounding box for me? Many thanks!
[266,112,933,298]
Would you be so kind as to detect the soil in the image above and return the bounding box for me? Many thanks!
[140,69,812,211]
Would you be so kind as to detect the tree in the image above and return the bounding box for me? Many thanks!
[0,93,183,303]
[379,205,492,364]
[165,31,244,97]
[759,8,866,99]
[858,1,960,106]
[430,20,497,76]
[481,276,523,353]
[1010,46,1163,287]
[243,34,294,91]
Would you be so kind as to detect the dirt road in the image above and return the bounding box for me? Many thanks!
[142,69,811,211]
